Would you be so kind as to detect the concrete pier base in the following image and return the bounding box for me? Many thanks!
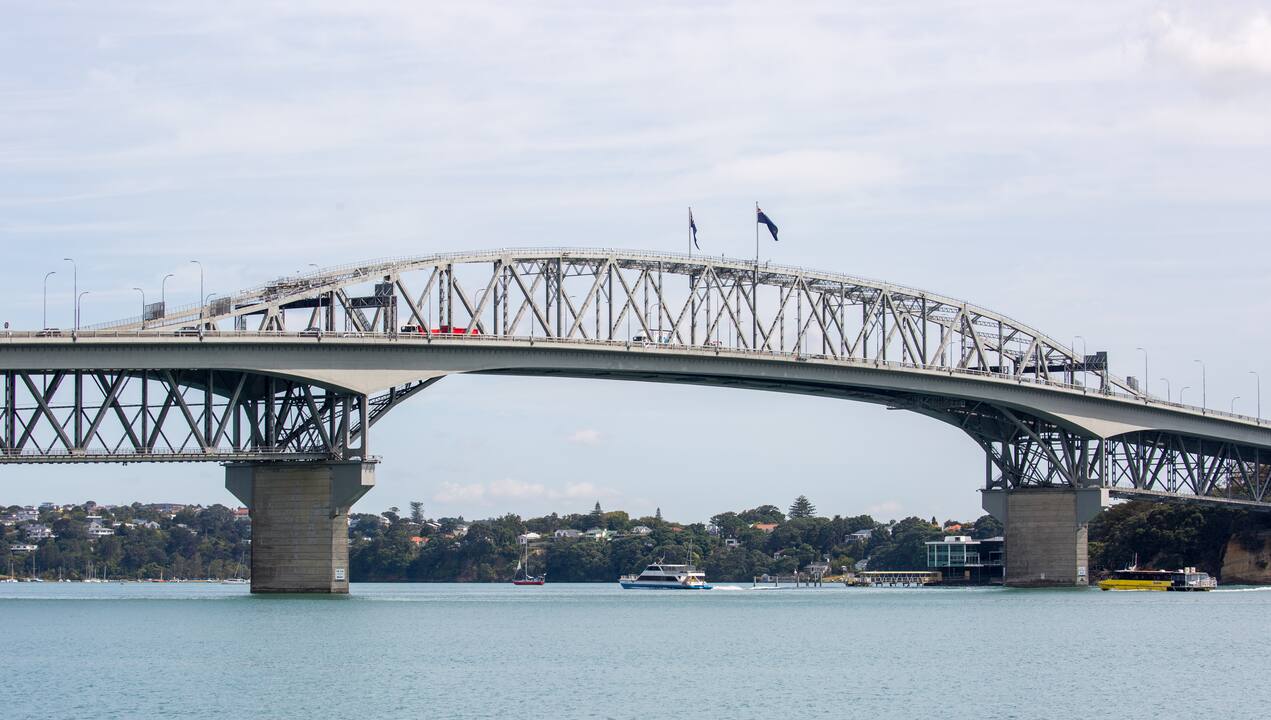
[983,487,1107,587]
[226,461,375,593]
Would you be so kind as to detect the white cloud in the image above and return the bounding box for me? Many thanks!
[433,482,487,504]
[432,478,615,506]
[1151,11,1271,76]
[868,500,902,517]
[487,478,546,499]
[566,429,602,445]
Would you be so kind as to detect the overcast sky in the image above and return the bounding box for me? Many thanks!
[3,2,1271,522]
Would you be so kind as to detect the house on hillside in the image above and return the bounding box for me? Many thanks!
[849,529,873,542]
[751,522,779,533]
[584,527,611,541]
[517,532,542,545]
[24,524,54,540]
[630,525,652,536]
[554,528,581,539]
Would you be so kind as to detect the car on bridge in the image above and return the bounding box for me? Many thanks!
[400,325,481,335]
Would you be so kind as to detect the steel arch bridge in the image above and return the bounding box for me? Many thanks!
[3,248,1270,509]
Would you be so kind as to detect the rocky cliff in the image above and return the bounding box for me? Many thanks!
[1220,529,1271,584]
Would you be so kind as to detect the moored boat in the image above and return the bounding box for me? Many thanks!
[512,539,545,586]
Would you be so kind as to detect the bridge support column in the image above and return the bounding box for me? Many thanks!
[226,461,375,593]
[982,487,1107,587]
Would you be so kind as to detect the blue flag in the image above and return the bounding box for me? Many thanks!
[689,208,699,250]
[757,207,778,241]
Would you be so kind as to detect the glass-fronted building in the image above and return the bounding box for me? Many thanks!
[925,535,1004,585]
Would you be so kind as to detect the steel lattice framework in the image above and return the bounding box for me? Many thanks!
[3,248,1268,509]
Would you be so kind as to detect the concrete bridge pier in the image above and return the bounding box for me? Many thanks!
[982,487,1108,587]
[226,461,375,593]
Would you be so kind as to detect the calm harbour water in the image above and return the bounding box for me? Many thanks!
[1,582,1268,719]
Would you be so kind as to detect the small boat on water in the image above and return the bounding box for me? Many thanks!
[512,540,545,586]
[619,563,712,590]
[1097,566,1216,592]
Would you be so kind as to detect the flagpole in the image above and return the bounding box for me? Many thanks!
[753,201,759,348]
[688,206,692,260]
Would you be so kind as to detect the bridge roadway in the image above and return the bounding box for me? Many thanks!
[2,248,1268,591]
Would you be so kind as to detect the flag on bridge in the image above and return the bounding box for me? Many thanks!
[757,206,778,241]
[689,207,699,250]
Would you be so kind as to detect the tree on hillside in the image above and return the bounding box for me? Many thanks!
[589,502,604,527]
[409,501,425,525]
[738,505,786,524]
[789,496,817,519]
[655,507,663,522]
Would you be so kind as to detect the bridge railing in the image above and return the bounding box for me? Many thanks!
[3,328,1263,428]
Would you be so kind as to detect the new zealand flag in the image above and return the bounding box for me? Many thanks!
[757,207,778,241]
[689,208,699,250]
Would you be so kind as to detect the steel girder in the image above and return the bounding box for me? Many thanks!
[88,249,1137,398]
[0,369,371,463]
[910,397,1271,509]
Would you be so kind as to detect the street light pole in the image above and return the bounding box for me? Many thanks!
[1135,347,1148,397]
[62,258,76,329]
[1180,386,1191,406]
[160,273,174,313]
[1194,360,1206,411]
[1073,335,1087,387]
[1159,377,1171,404]
[1231,396,1241,414]
[1250,371,1261,421]
[76,291,90,330]
[132,288,146,329]
[190,260,203,326]
[42,271,56,329]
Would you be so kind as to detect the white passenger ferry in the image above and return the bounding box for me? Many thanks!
[619,563,712,590]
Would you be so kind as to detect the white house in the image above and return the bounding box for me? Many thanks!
[705,523,721,536]
[554,528,582,538]
[9,543,38,553]
[87,525,116,538]
[24,524,54,540]
[517,532,542,545]
[584,527,611,541]
[850,529,873,542]
[724,538,740,548]
[630,526,653,536]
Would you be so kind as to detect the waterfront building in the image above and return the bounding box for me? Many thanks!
[925,535,1004,585]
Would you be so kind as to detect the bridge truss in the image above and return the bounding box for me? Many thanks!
[0,369,372,463]
[5,249,1267,509]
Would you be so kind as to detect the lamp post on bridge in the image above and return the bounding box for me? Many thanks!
[62,257,77,330]
[1073,335,1087,387]
[1231,396,1241,415]
[75,291,90,331]
[1180,386,1191,406]
[132,288,146,329]
[160,273,174,317]
[1159,377,1171,404]
[42,271,56,330]
[1193,360,1206,412]
[1135,347,1148,398]
[190,260,203,327]
[1250,371,1261,422]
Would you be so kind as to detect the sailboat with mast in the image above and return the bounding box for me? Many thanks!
[512,539,545,586]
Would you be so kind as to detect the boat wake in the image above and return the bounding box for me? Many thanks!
[1212,586,1271,592]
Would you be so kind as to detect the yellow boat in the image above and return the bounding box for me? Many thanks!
[1097,567,1216,592]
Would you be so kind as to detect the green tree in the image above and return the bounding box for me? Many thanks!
[789,496,817,519]
[409,501,425,525]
